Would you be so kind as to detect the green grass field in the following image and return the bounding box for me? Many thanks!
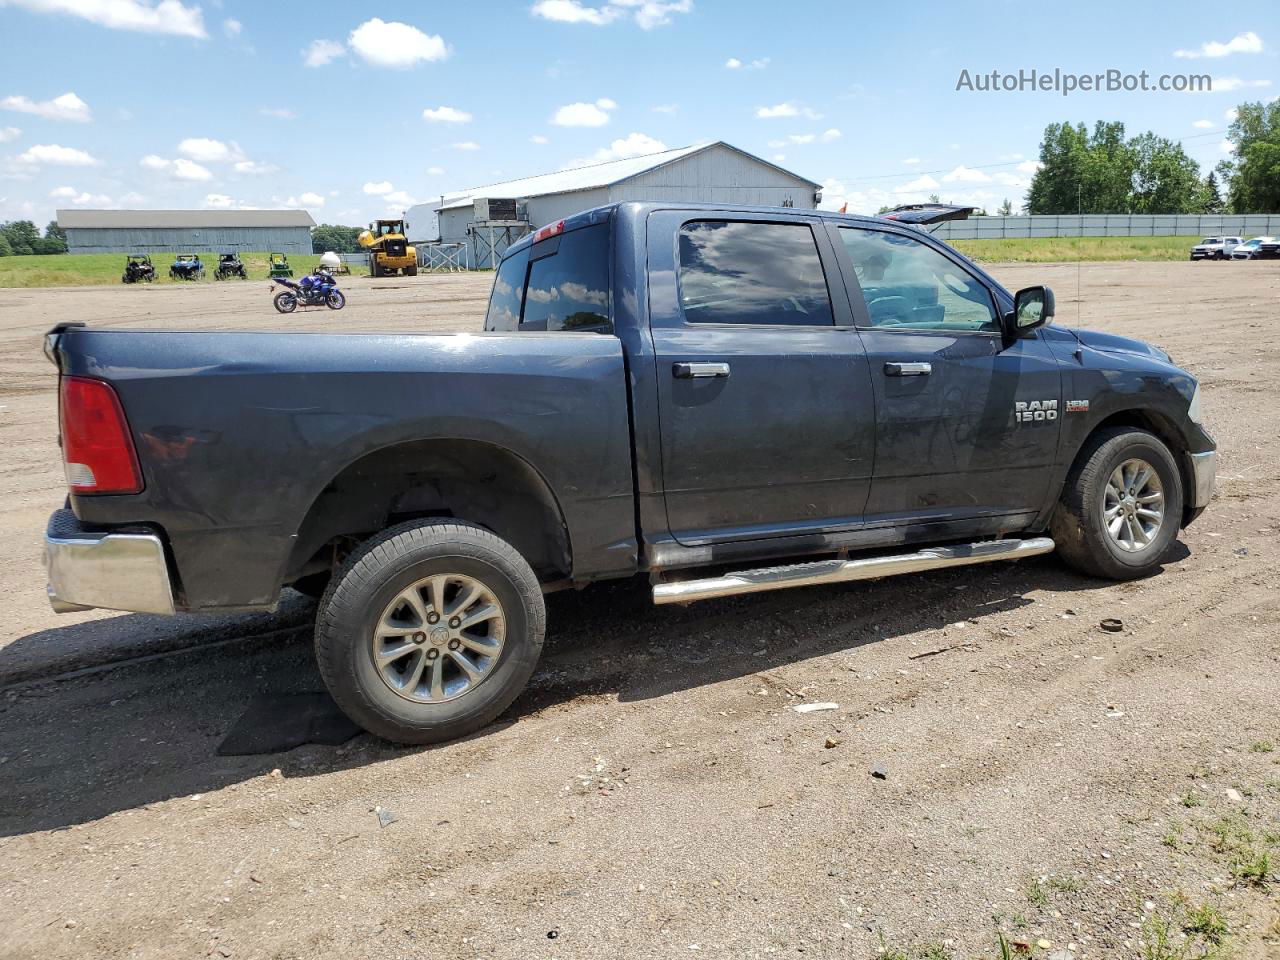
[951,235,1202,263]
[0,251,342,288]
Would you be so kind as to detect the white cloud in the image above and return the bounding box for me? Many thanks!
[903,157,920,165]
[771,153,785,163]
[49,185,111,205]
[755,102,822,120]
[363,180,394,195]
[1192,119,1214,129]
[349,18,448,68]
[991,172,1031,189]
[260,107,295,120]
[16,143,98,166]
[303,38,345,68]
[941,165,992,183]
[0,127,20,142]
[422,105,472,124]
[450,141,480,151]
[426,166,445,175]
[385,189,417,207]
[119,191,145,204]
[203,193,233,208]
[1174,31,1263,59]
[767,128,841,148]
[178,137,240,163]
[651,103,678,114]
[139,154,169,170]
[172,157,211,181]
[725,56,768,69]
[1211,76,1272,92]
[529,134,549,144]
[1015,160,1041,174]
[223,17,240,37]
[1219,138,1234,154]
[1226,107,1239,121]
[0,91,91,122]
[233,159,279,175]
[725,57,741,69]
[2,0,206,37]
[552,99,617,126]
[299,192,324,206]
[898,174,940,193]
[579,131,667,163]
[531,0,691,29]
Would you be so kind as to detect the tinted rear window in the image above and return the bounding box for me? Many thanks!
[521,222,611,332]
[485,247,530,332]
[677,220,833,326]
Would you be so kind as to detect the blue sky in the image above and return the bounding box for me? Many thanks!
[0,0,1274,230]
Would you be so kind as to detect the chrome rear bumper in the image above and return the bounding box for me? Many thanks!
[44,509,176,615]
[1186,450,1216,509]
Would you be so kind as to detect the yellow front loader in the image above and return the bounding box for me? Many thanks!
[358,219,418,277]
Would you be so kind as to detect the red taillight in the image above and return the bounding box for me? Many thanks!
[533,219,565,243]
[59,376,143,495]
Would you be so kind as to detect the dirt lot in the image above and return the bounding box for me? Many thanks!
[1,264,1278,960]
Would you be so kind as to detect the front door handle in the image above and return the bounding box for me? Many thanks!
[884,361,932,377]
[673,361,731,379]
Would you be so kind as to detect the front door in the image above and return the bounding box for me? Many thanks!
[647,212,876,546]
[827,222,1063,525]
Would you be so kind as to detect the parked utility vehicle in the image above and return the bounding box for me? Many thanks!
[1189,236,1242,260]
[43,202,1215,744]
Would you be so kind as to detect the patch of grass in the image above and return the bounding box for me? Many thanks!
[874,934,953,960]
[1142,911,1226,960]
[1181,791,1204,808]
[1047,874,1084,894]
[1024,877,1049,909]
[0,251,337,288]
[1250,740,1275,753]
[1183,903,1229,945]
[1231,849,1272,886]
[952,235,1208,264]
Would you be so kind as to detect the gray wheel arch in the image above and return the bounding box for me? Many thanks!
[284,437,573,588]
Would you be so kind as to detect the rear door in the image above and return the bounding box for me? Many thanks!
[826,222,1062,525]
[647,211,876,545]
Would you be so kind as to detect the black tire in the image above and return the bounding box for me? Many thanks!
[1050,427,1184,580]
[326,290,346,310]
[273,291,298,313]
[407,265,418,277]
[315,520,546,745]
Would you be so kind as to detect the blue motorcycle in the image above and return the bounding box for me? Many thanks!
[271,267,345,313]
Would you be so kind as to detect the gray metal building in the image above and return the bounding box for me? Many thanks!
[406,141,821,268]
[57,209,316,255]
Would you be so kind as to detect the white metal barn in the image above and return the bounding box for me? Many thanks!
[405,141,821,268]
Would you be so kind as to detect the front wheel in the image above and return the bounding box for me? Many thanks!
[315,520,546,745]
[326,290,346,310]
[273,291,298,313]
[1050,427,1184,580]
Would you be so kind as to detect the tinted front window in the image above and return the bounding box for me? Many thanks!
[485,247,530,331]
[677,220,834,326]
[839,227,998,333]
[521,222,611,332]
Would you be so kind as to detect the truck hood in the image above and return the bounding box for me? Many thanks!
[1050,325,1171,362]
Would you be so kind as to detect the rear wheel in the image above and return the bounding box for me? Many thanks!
[326,290,346,310]
[273,291,298,313]
[315,520,545,744]
[1050,427,1184,580]
[407,265,418,277]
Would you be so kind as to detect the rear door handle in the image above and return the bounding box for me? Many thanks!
[673,362,731,379]
[884,361,932,377]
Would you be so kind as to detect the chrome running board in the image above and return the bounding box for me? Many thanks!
[651,537,1055,605]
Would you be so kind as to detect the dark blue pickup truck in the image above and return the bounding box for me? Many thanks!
[43,202,1216,743]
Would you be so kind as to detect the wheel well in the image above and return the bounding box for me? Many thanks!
[1081,409,1194,511]
[285,438,571,585]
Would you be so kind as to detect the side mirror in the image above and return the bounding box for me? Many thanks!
[1011,285,1055,335]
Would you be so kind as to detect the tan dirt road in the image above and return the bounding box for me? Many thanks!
[0,263,1277,959]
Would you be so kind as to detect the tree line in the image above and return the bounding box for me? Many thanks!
[1023,99,1279,215]
[0,220,66,256]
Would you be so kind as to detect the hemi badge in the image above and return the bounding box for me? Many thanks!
[1066,400,1089,413]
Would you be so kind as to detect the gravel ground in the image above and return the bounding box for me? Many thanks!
[0,263,1277,960]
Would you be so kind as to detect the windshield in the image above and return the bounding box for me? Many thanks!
[1200,238,1218,245]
